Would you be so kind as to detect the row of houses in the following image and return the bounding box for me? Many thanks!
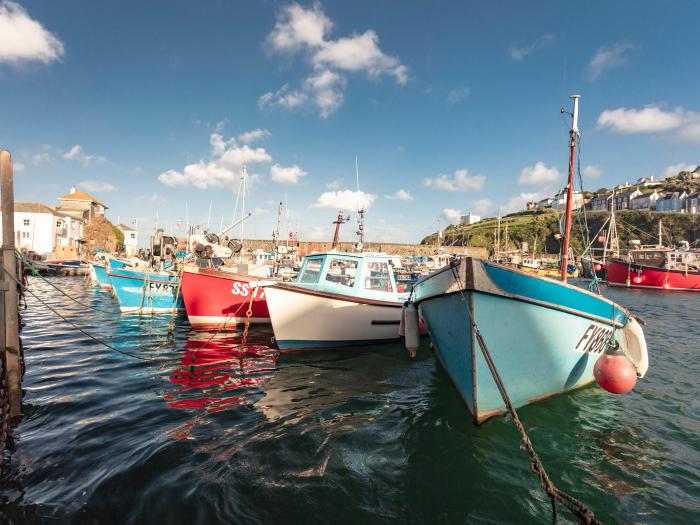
[13,187,138,258]
[588,189,700,213]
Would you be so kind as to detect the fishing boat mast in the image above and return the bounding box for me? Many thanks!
[331,210,350,250]
[272,201,283,276]
[559,95,580,282]
[355,157,365,252]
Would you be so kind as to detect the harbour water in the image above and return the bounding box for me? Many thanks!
[0,277,698,523]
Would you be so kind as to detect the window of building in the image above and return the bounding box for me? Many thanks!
[22,232,30,239]
[324,257,358,288]
[364,261,393,292]
[56,220,63,227]
[130,233,136,239]
[23,219,30,226]
[298,258,323,284]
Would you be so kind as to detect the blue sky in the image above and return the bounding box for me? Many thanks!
[1,0,699,244]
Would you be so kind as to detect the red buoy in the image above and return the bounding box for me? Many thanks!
[632,275,642,284]
[594,264,602,272]
[594,353,637,394]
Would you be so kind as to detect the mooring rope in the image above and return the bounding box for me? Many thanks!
[448,263,603,525]
[3,264,156,362]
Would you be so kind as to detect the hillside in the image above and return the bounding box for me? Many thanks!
[421,210,700,254]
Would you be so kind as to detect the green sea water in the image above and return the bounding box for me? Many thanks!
[0,277,698,523]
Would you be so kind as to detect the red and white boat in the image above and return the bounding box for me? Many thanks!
[607,248,700,291]
[180,266,271,330]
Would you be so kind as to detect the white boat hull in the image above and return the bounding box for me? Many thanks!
[264,285,403,350]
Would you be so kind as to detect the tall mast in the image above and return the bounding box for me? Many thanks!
[355,156,365,251]
[658,218,663,248]
[331,210,349,250]
[273,201,283,276]
[560,95,580,282]
[241,165,247,251]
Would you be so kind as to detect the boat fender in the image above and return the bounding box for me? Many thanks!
[594,345,638,394]
[403,302,420,357]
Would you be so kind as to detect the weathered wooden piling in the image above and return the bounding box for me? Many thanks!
[0,150,22,419]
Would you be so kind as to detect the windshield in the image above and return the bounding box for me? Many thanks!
[298,258,323,283]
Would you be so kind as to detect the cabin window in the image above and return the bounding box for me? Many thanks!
[23,219,30,226]
[364,261,392,292]
[298,259,323,284]
[324,257,358,288]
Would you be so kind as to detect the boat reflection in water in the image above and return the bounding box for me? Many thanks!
[164,330,278,413]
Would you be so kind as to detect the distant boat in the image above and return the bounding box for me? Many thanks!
[108,267,184,313]
[180,266,271,330]
[606,248,700,291]
[410,96,649,423]
[264,252,407,350]
[45,259,89,276]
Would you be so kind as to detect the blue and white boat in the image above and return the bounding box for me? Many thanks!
[108,267,184,314]
[411,96,648,423]
[90,262,113,290]
[411,258,648,423]
[263,252,408,350]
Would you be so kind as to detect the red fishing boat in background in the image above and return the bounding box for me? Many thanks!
[606,248,700,291]
[180,266,272,330]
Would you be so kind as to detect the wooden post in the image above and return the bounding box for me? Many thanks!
[0,150,21,418]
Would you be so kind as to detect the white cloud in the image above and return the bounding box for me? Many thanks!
[304,68,345,117]
[658,163,697,179]
[263,3,407,117]
[325,179,342,189]
[159,132,272,189]
[252,207,269,216]
[588,42,634,80]
[447,86,470,105]
[582,165,602,179]
[510,34,555,61]
[63,144,106,168]
[238,128,270,144]
[258,84,308,111]
[13,162,25,172]
[440,208,462,225]
[517,161,560,186]
[0,1,64,65]
[597,105,685,134]
[270,163,307,185]
[385,189,413,201]
[501,191,547,214]
[674,120,700,143]
[311,189,376,211]
[135,193,167,205]
[471,198,492,214]
[423,169,486,192]
[267,2,332,51]
[78,180,116,193]
[30,151,51,167]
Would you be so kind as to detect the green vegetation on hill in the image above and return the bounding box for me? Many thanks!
[422,210,700,254]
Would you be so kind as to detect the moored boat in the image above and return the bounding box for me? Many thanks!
[90,262,113,290]
[410,95,649,423]
[108,267,184,313]
[264,252,407,350]
[606,249,700,291]
[412,257,648,423]
[180,266,271,330]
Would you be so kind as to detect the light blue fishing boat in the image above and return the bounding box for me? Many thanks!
[107,256,128,269]
[411,96,648,423]
[411,258,648,423]
[108,267,184,314]
[90,262,112,290]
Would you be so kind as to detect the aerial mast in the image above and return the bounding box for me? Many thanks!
[331,210,350,250]
[560,95,580,282]
[355,156,365,251]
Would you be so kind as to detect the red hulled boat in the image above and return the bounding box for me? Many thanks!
[606,249,700,291]
[180,266,272,330]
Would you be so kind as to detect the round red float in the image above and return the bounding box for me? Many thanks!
[594,353,637,394]
[594,264,602,272]
[632,276,642,284]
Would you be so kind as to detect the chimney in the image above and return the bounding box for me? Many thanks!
[70,186,77,194]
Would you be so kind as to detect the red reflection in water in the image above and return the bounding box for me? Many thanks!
[164,333,278,414]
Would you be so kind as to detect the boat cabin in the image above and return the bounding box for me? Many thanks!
[630,249,699,271]
[294,252,405,301]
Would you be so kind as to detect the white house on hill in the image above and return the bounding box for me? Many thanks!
[14,202,83,257]
[118,224,138,256]
[459,213,481,225]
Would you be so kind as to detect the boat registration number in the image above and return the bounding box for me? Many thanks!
[231,282,265,299]
[574,324,613,354]
[148,281,176,294]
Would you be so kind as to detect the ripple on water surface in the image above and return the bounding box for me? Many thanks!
[0,276,699,524]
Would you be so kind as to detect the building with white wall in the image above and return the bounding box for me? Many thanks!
[459,213,481,225]
[14,202,83,257]
[118,224,138,256]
